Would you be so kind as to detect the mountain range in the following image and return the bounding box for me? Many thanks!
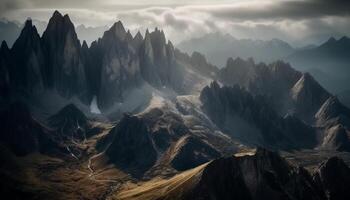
[178,33,350,107]
[177,32,295,68]
[0,11,350,200]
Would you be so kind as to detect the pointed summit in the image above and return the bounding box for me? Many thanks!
[134,31,143,41]
[291,73,331,121]
[53,10,63,18]
[42,11,86,96]
[82,40,88,50]
[125,30,133,42]
[14,19,39,46]
[10,17,45,90]
[44,11,75,36]
[315,96,350,125]
[111,20,127,40]
[291,73,329,102]
[0,41,9,52]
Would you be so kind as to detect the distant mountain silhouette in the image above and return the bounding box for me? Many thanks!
[177,32,295,67]
[287,36,350,95]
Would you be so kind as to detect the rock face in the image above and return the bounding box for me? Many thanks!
[48,104,90,141]
[217,57,350,151]
[291,73,330,122]
[0,41,11,97]
[200,81,317,149]
[185,148,325,200]
[170,135,221,171]
[287,36,350,94]
[174,50,219,78]
[315,97,350,151]
[313,157,350,200]
[139,29,184,92]
[0,10,217,113]
[42,11,87,98]
[104,114,158,177]
[219,58,302,116]
[11,20,45,92]
[88,21,143,110]
[125,148,350,200]
[0,102,60,156]
[101,107,227,177]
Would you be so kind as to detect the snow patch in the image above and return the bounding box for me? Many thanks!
[90,96,101,114]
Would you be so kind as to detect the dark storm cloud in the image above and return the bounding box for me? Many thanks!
[208,0,350,21]
[1,0,349,45]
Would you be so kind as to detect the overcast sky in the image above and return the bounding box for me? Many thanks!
[1,0,349,46]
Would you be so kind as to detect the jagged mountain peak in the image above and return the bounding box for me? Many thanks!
[0,40,9,52]
[227,57,255,68]
[81,40,88,50]
[48,104,89,141]
[339,36,350,42]
[52,10,63,18]
[126,30,133,41]
[317,156,349,173]
[150,27,166,44]
[50,103,87,124]
[110,20,127,40]
[43,11,76,36]
[291,72,331,121]
[269,60,292,71]
[313,156,350,200]
[180,148,322,200]
[13,19,40,45]
[315,96,350,123]
[291,72,330,100]
[134,31,143,41]
[325,36,336,44]
[104,113,157,177]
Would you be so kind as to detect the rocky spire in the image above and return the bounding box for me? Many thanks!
[82,40,88,50]
[143,29,154,63]
[131,31,143,50]
[125,30,133,43]
[291,72,331,121]
[42,11,87,98]
[11,19,45,91]
[110,21,127,41]
[0,40,9,52]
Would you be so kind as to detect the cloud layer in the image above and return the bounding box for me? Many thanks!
[1,0,349,46]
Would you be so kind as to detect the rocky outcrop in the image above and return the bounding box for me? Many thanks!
[174,50,219,78]
[91,21,142,110]
[139,29,184,92]
[313,157,350,200]
[315,97,350,151]
[0,102,60,156]
[48,104,91,141]
[291,73,330,122]
[42,11,87,98]
[104,114,158,177]
[0,41,11,97]
[219,58,302,116]
[186,148,326,200]
[170,135,221,171]
[0,11,216,113]
[101,107,228,177]
[218,58,349,152]
[11,20,45,92]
